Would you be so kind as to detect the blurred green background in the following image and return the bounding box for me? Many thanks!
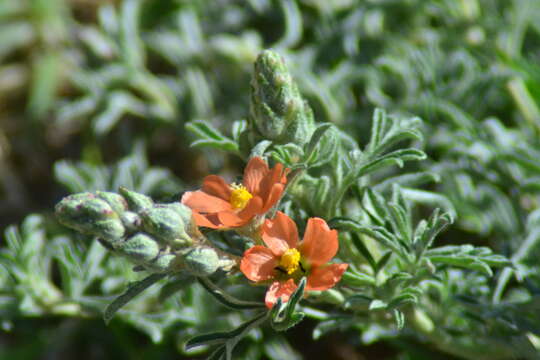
[2,0,540,359]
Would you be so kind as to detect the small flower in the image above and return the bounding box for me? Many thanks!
[240,211,348,308]
[181,157,288,229]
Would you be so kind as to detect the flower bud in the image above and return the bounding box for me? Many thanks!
[117,233,160,264]
[119,187,153,212]
[148,253,178,272]
[141,203,193,248]
[96,191,128,215]
[120,211,142,233]
[250,50,315,145]
[55,193,125,242]
[182,246,219,276]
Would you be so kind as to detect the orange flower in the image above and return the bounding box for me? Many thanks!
[240,211,348,308]
[181,157,288,229]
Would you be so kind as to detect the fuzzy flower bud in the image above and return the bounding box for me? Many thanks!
[141,203,194,248]
[120,211,142,233]
[183,246,220,276]
[250,50,315,145]
[148,253,179,273]
[55,192,125,243]
[116,232,160,264]
[119,187,154,212]
[96,191,128,214]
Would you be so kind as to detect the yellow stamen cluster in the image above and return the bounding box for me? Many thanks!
[230,183,253,210]
[279,248,301,275]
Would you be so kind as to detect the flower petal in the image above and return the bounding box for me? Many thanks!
[217,210,247,227]
[300,217,338,266]
[243,157,269,195]
[201,175,231,201]
[237,195,264,219]
[259,162,286,200]
[182,190,231,213]
[262,211,299,256]
[240,246,278,282]
[261,183,285,213]
[306,263,348,291]
[217,196,264,227]
[265,279,297,309]
[191,211,223,229]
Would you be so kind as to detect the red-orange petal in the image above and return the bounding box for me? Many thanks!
[261,182,285,213]
[201,175,231,201]
[237,195,264,220]
[306,263,348,291]
[300,217,339,267]
[192,211,223,229]
[217,210,247,227]
[262,211,299,256]
[259,162,285,200]
[240,246,278,282]
[265,279,297,309]
[217,196,263,227]
[182,190,232,213]
[243,157,269,195]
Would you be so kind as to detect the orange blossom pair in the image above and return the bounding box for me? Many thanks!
[182,157,347,307]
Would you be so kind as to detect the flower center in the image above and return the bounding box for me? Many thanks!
[230,184,253,210]
[279,248,301,275]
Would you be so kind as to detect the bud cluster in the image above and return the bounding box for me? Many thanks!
[249,50,315,145]
[55,188,226,276]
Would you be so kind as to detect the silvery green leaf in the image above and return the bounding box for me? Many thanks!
[357,148,426,177]
[197,277,265,310]
[340,269,375,287]
[104,273,166,324]
[274,0,302,49]
[271,277,306,331]
[393,309,405,330]
[369,299,387,311]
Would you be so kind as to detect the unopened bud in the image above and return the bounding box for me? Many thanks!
[250,50,315,145]
[120,211,142,233]
[119,187,153,212]
[148,253,178,272]
[96,191,128,214]
[55,193,125,242]
[117,233,160,264]
[183,246,219,276]
[141,203,193,248]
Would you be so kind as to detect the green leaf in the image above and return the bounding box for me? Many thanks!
[413,209,453,260]
[357,148,426,177]
[103,273,166,324]
[393,309,405,330]
[303,123,333,161]
[340,269,375,287]
[186,311,267,349]
[374,172,441,193]
[426,244,512,271]
[369,299,387,311]
[344,294,372,310]
[375,251,393,274]
[312,316,357,340]
[250,140,273,158]
[331,218,406,256]
[186,120,239,153]
[271,278,306,331]
[387,293,418,309]
[349,232,377,270]
[197,277,266,310]
[362,188,389,226]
